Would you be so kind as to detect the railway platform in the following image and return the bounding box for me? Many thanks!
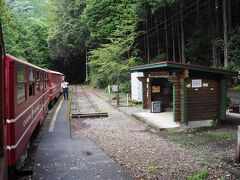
[33,97,131,180]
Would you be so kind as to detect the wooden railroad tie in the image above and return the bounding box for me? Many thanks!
[71,112,108,119]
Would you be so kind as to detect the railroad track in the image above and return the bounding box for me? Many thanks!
[71,85,108,118]
[79,85,98,112]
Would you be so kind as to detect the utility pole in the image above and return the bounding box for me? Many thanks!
[85,45,88,82]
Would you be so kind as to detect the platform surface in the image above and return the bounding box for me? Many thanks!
[133,111,180,129]
[33,99,131,180]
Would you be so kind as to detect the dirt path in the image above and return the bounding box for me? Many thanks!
[70,86,240,179]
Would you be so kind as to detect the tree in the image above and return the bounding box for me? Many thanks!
[1,0,50,67]
[86,1,141,90]
[44,0,89,82]
[223,0,228,67]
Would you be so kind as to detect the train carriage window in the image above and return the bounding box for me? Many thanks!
[40,82,43,91]
[29,69,35,81]
[29,83,35,96]
[36,82,40,94]
[36,71,40,81]
[17,64,26,104]
[41,72,44,81]
[45,73,49,80]
[29,69,35,96]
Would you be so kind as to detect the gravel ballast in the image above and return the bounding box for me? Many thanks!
[70,86,240,179]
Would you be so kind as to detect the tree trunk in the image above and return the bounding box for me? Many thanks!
[215,0,220,66]
[223,0,228,67]
[144,34,147,61]
[172,18,176,62]
[177,16,182,62]
[196,0,199,23]
[228,0,231,32]
[180,4,185,63]
[210,0,217,67]
[155,14,160,56]
[145,12,150,63]
[164,7,169,60]
[236,0,239,19]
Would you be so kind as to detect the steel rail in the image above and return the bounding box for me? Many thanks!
[79,86,97,112]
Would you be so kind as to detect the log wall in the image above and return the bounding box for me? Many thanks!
[186,77,220,121]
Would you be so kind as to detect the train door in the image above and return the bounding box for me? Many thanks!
[0,22,7,179]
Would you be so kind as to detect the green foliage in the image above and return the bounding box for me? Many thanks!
[152,53,167,62]
[147,163,163,173]
[44,0,89,75]
[201,131,235,142]
[228,26,240,70]
[2,0,239,86]
[186,169,209,180]
[83,0,136,43]
[0,0,9,19]
[185,29,211,66]
[2,0,50,67]
[148,0,178,12]
[89,37,139,89]
[87,1,142,90]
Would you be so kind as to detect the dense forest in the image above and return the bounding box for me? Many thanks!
[1,0,240,90]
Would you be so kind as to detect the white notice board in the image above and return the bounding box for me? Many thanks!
[112,85,119,92]
[191,79,202,88]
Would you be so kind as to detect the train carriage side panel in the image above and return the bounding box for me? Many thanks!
[49,70,63,102]
[42,72,50,123]
[6,55,45,166]
[49,71,54,102]
[0,22,7,180]
[6,56,16,165]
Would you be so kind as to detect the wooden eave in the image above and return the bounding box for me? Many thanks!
[131,61,238,76]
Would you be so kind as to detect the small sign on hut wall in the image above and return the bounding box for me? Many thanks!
[152,86,160,93]
[192,79,202,88]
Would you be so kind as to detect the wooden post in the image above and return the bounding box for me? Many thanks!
[116,92,120,106]
[236,126,240,162]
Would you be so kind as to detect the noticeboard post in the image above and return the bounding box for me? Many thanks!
[108,85,111,101]
[236,126,240,162]
[112,85,120,106]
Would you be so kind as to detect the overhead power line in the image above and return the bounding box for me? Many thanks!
[144,0,209,35]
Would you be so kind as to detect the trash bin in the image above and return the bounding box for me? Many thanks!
[151,101,162,113]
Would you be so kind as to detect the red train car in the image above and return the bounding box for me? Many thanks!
[49,70,63,102]
[6,54,51,169]
[0,19,64,177]
[0,22,7,180]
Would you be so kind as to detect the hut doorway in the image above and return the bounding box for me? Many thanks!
[151,78,173,112]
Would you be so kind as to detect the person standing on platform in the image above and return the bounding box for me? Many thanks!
[61,80,69,99]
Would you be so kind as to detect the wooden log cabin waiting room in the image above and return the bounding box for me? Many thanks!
[131,61,238,129]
